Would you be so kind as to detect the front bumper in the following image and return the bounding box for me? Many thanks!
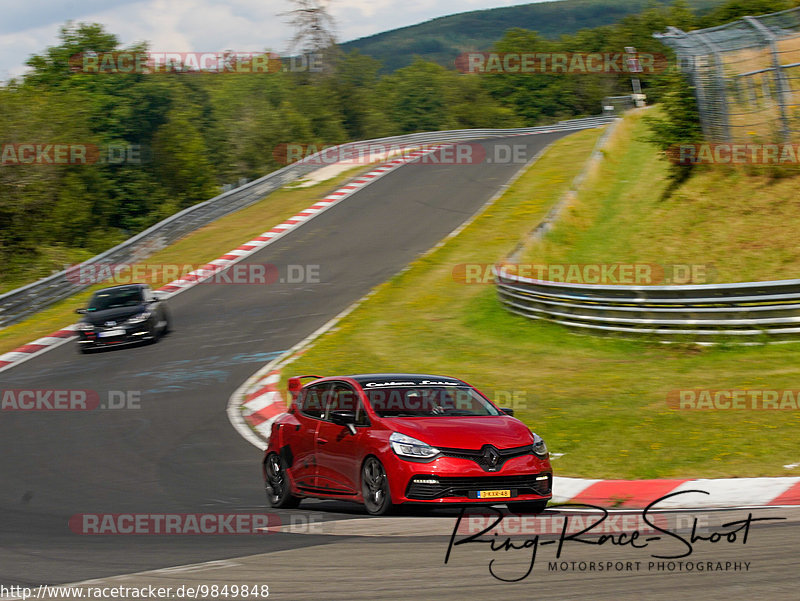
[77,323,154,347]
[386,453,552,505]
[405,473,552,501]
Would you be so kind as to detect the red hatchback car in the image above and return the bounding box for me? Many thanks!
[263,374,552,515]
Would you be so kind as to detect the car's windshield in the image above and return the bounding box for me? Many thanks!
[364,386,501,417]
[87,287,144,311]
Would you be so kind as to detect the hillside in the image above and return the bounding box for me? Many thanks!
[340,0,727,72]
[283,112,800,479]
[523,109,800,283]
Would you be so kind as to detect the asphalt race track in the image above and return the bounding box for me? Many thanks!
[47,506,800,601]
[0,133,567,586]
[2,130,797,599]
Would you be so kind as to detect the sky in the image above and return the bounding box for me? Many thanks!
[0,0,552,81]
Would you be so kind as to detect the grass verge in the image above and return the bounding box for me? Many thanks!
[523,108,800,283]
[282,117,800,480]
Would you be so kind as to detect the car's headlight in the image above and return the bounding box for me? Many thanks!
[77,322,94,332]
[389,432,440,459]
[126,311,151,324]
[531,432,548,457]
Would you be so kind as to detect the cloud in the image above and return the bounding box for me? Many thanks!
[0,0,544,81]
[0,0,138,34]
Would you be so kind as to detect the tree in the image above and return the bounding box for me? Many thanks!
[643,65,704,191]
[150,89,217,210]
[282,0,337,53]
[25,22,119,89]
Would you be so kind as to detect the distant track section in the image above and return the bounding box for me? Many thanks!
[0,117,614,328]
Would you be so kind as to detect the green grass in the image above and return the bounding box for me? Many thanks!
[283,114,800,480]
[524,108,800,284]
[0,165,372,355]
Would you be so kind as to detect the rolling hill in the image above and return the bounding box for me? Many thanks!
[340,0,726,72]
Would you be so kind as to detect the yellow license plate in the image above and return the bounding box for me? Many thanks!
[477,489,511,499]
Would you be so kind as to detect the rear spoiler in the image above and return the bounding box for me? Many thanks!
[287,375,322,399]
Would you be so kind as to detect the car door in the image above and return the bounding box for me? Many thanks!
[315,382,370,496]
[288,382,331,492]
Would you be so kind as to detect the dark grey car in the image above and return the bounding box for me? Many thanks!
[75,284,170,353]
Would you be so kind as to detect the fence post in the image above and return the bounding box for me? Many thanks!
[692,31,733,143]
[663,27,732,143]
[743,16,792,143]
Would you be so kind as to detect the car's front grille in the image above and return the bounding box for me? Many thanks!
[438,444,533,472]
[406,473,552,500]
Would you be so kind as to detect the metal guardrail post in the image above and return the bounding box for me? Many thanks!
[495,270,800,341]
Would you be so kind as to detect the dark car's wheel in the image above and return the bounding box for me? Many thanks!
[264,453,300,508]
[362,456,393,515]
[159,308,171,337]
[508,500,548,514]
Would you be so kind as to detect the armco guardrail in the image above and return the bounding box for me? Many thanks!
[496,269,800,340]
[0,117,615,328]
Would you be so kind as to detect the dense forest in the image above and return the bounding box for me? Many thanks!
[342,0,728,72]
[1,0,798,291]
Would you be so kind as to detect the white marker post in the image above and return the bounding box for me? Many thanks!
[625,46,647,107]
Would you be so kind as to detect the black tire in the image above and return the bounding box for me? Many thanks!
[508,500,548,514]
[78,345,92,354]
[149,319,161,343]
[264,453,300,509]
[361,456,393,515]
[160,308,171,336]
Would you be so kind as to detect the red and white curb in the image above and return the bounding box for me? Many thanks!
[240,370,285,438]
[549,475,800,508]
[0,325,80,371]
[0,146,441,375]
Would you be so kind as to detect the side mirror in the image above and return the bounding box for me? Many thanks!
[330,410,357,435]
[75,308,87,315]
[500,407,515,416]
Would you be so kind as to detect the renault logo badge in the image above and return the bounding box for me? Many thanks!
[482,445,501,470]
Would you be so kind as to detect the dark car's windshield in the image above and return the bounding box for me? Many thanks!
[87,287,144,311]
[364,386,501,417]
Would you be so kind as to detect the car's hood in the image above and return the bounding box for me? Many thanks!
[83,305,146,326]
[386,416,533,450]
